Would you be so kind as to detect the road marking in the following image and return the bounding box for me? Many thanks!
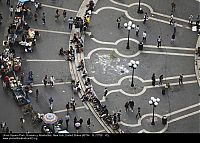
[32,82,71,87]
[142,51,194,57]
[41,4,78,13]
[93,129,106,133]
[53,105,86,113]
[26,59,66,62]
[168,110,200,124]
[109,0,189,23]
[33,28,71,35]
[144,45,195,51]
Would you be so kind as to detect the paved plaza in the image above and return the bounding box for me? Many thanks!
[0,0,199,134]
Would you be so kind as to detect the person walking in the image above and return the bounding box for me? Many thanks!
[43,75,48,87]
[179,74,183,85]
[129,100,134,112]
[9,5,13,17]
[103,87,108,100]
[6,0,10,5]
[20,116,25,128]
[142,31,147,42]
[49,97,54,111]
[65,113,70,130]
[171,33,175,44]
[5,127,9,133]
[173,21,177,34]
[63,10,67,22]
[171,1,176,12]
[65,102,70,113]
[188,15,193,25]
[159,74,163,85]
[117,110,121,122]
[86,118,91,128]
[112,113,117,124]
[157,36,162,47]
[169,13,174,25]
[73,116,77,126]
[143,12,148,24]
[35,89,39,101]
[152,73,156,86]
[136,107,141,118]
[135,25,139,36]
[125,101,129,112]
[116,17,121,29]
[42,12,46,25]
[49,76,55,87]
[34,12,38,21]
[55,9,60,21]
[1,121,6,132]
[68,17,74,30]
[79,117,83,126]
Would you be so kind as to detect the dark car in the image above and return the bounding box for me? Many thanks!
[12,87,30,106]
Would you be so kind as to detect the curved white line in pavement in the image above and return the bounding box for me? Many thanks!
[91,37,115,45]
[109,0,189,23]
[115,38,140,45]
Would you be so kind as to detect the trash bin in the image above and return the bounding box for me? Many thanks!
[162,116,167,125]
[138,42,143,50]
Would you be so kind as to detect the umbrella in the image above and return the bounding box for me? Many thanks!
[42,113,58,124]
[18,0,30,3]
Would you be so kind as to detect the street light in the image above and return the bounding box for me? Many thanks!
[124,21,135,49]
[137,0,143,14]
[128,60,139,87]
[149,97,160,125]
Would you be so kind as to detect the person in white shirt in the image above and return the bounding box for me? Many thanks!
[49,76,55,87]
[142,31,147,41]
[9,5,13,17]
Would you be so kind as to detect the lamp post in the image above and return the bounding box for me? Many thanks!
[149,97,160,125]
[124,21,135,49]
[137,0,143,14]
[128,60,139,87]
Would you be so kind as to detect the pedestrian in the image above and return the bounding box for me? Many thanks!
[74,116,77,126]
[179,74,183,85]
[171,33,175,44]
[116,17,121,29]
[103,87,108,100]
[125,101,129,112]
[35,89,39,101]
[159,74,163,85]
[63,10,67,22]
[188,15,193,25]
[65,113,70,130]
[20,116,25,128]
[86,118,91,128]
[66,102,70,113]
[136,107,141,118]
[117,110,121,122]
[49,75,55,87]
[5,127,9,133]
[157,36,162,47]
[43,75,48,87]
[1,121,6,132]
[42,12,46,25]
[142,31,147,42]
[75,122,80,133]
[143,12,148,24]
[152,73,156,86]
[34,12,38,21]
[129,100,134,112]
[35,2,39,11]
[135,25,139,36]
[79,117,83,126]
[49,97,54,111]
[9,5,13,17]
[6,0,10,5]
[173,21,177,34]
[70,97,75,107]
[171,1,176,12]
[169,13,174,25]
[55,9,60,21]
[68,17,74,30]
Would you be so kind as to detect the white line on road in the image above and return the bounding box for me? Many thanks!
[26,59,66,62]
[53,105,86,113]
[144,45,195,51]
[93,129,106,133]
[32,82,71,87]
[33,29,71,35]
[142,51,194,57]
[41,4,78,13]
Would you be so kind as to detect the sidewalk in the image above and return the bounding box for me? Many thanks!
[195,35,200,87]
